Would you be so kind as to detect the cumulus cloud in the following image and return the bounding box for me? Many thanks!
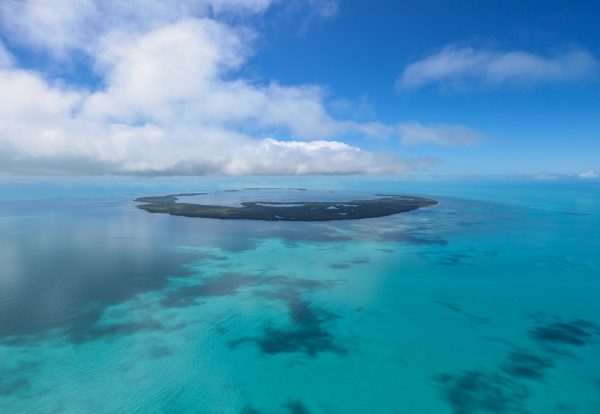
[397,45,599,91]
[0,0,276,57]
[0,22,401,175]
[223,139,402,175]
[578,169,599,179]
[0,0,444,175]
[0,0,339,57]
[0,64,406,174]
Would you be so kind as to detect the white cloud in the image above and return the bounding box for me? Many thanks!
[81,18,348,140]
[396,122,484,146]
[0,68,82,121]
[397,45,599,91]
[0,1,450,176]
[84,19,248,123]
[326,121,485,146]
[0,0,276,57]
[209,0,277,15]
[0,0,339,57]
[578,169,599,179]
[0,42,13,68]
[530,170,600,180]
[223,138,402,175]
[303,0,339,19]
[533,172,562,181]
[0,20,407,175]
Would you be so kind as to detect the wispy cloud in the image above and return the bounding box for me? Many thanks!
[533,172,562,181]
[278,0,339,37]
[305,0,339,18]
[396,122,484,146]
[578,169,599,179]
[397,45,599,91]
[532,170,599,180]
[0,42,13,68]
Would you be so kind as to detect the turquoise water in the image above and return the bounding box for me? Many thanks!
[1,177,599,413]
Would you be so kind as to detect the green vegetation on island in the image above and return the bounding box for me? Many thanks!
[134,193,207,204]
[135,193,438,221]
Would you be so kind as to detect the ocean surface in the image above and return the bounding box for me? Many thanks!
[0,176,599,414]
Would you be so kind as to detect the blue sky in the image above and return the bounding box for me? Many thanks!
[0,0,598,177]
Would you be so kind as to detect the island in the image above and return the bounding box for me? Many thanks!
[135,192,438,221]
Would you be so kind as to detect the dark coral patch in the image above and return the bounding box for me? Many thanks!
[283,399,312,414]
[436,317,600,413]
[66,314,186,344]
[161,274,259,308]
[232,292,346,357]
[161,273,339,309]
[436,301,463,313]
[0,361,39,396]
[500,349,555,380]
[229,279,345,357]
[330,256,370,269]
[529,319,599,347]
[148,344,174,359]
[170,272,346,357]
[240,405,262,414]
[330,262,351,270]
[437,252,472,266]
[0,377,29,397]
[436,370,529,414]
[254,302,344,356]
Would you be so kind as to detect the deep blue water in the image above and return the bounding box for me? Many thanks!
[0,176,599,413]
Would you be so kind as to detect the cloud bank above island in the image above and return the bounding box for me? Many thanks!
[0,0,478,175]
